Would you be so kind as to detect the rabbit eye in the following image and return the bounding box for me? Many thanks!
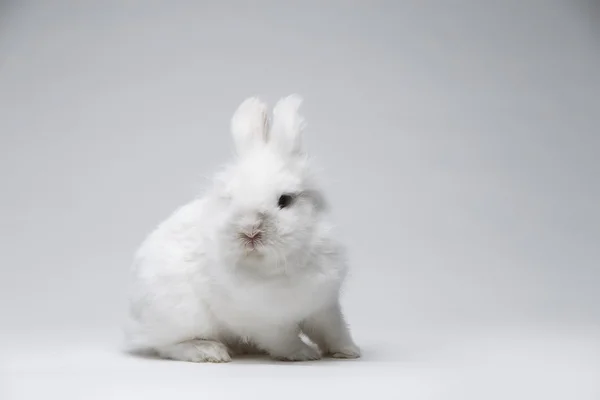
[278,194,294,209]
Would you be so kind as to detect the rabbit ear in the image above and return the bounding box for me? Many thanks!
[269,94,306,157]
[230,97,269,156]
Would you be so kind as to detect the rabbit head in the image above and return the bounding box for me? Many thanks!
[211,95,328,274]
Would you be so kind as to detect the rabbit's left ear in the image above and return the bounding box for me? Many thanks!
[269,94,306,157]
[230,97,269,156]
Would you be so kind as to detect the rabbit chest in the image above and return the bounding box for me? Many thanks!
[208,271,337,331]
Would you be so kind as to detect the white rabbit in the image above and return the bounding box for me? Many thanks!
[123,95,360,362]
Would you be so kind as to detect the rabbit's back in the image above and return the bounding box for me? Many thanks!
[124,197,219,350]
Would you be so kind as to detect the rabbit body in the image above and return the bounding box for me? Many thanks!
[124,96,360,362]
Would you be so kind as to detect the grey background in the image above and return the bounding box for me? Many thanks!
[1,1,599,399]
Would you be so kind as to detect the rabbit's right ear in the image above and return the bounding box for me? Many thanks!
[230,97,269,156]
[269,94,306,158]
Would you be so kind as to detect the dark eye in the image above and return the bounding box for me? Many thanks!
[278,194,294,209]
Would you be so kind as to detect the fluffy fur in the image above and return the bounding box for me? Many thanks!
[123,95,360,362]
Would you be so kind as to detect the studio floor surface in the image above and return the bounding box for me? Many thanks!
[2,326,599,400]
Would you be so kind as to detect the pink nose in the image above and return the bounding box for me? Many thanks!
[241,231,262,246]
[244,231,261,240]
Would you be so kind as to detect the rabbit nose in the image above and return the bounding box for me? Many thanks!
[242,231,262,241]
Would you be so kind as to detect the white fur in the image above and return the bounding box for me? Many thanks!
[123,95,360,362]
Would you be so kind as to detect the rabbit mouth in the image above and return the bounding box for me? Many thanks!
[243,241,262,252]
